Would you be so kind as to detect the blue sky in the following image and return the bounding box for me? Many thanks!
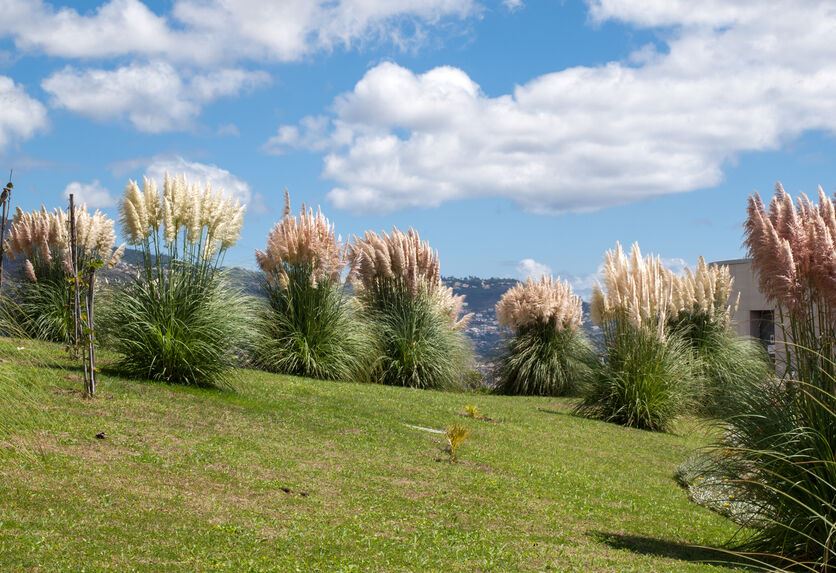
[1,0,835,297]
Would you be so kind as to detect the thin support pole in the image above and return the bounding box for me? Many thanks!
[0,173,13,293]
[86,270,96,396]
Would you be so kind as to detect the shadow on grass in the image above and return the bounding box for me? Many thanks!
[96,362,235,394]
[590,531,760,570]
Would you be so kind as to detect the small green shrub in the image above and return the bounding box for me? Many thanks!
[462,404,482,419]
[575,323,698,432]
[445,423,469,462]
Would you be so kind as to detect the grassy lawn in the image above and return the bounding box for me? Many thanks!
[0,338,746,572]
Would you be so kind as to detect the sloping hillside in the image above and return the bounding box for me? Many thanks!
[0,339,745,572]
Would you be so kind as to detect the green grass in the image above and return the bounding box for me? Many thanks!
[0,338,747,572]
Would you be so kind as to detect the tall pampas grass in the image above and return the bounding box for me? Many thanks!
[3,205,122,341]
[744,183,836,380]
[579,242,699,431]
[667,257,768,414]
[107,174,252,387]
[589,242,672,336]
[670,257,738,323]
[494,276,594,396]
[348,228,472,389]
[252,192,371,380]
[688,183,836,569]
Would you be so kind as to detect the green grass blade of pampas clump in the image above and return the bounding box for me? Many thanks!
[668,308,770,416]
[107,174,249,387]
[7,277,71,342]
[369,285,471,390]
[254,268,372,380]
[347,228,473,390]
[497,324,595,396]
[575,321,698,432]
[108,269,252,387]
[691,375,836,571]
[494,276,595,396]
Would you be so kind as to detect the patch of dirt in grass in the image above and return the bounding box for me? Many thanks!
[458,459,495,473]
[388,477,432,500]
[338,428,363,435]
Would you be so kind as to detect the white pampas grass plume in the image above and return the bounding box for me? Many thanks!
[120,180,148,244]
[348,227,469,326]
[435,286,473,330]
[591,242,672,334]
[347,228,440,296]
[744,182,836,312]
[130,171,245,257]
[257,192,342,286]
[23,259,36,282]
[143,177,160,228]
[669,257,737,323]
[108,243,126,268]
[7,203,119,281]
[496,276,583,333]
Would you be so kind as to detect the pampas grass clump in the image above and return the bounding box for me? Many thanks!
[688,183,836,569]
[668,257,769,414]
[494,276,594,396]
[347,228,472,389]
[579,242,699,431]
[107,174,251,387]
[252,192,371,380]
[3,205,122,341]
[575,322,697,432]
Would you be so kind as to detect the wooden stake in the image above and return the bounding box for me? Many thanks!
[0,171,13,293]
[86,269,96,395]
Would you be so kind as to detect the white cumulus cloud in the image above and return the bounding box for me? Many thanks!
[0,76,47,151]
[503,0,524,11]
[270,1,836,213]
[0,0,478,65]
[0,0,479,134]
[42,62,269,133]
[516,258,551,280]
[64,180,115,208]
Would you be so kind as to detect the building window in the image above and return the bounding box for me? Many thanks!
[750,310,775,352]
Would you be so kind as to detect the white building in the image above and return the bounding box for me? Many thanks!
[713,258,784,367]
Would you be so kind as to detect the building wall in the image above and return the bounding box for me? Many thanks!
[713,258,786,370]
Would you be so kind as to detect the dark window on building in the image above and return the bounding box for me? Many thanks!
[750,310,775,350]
